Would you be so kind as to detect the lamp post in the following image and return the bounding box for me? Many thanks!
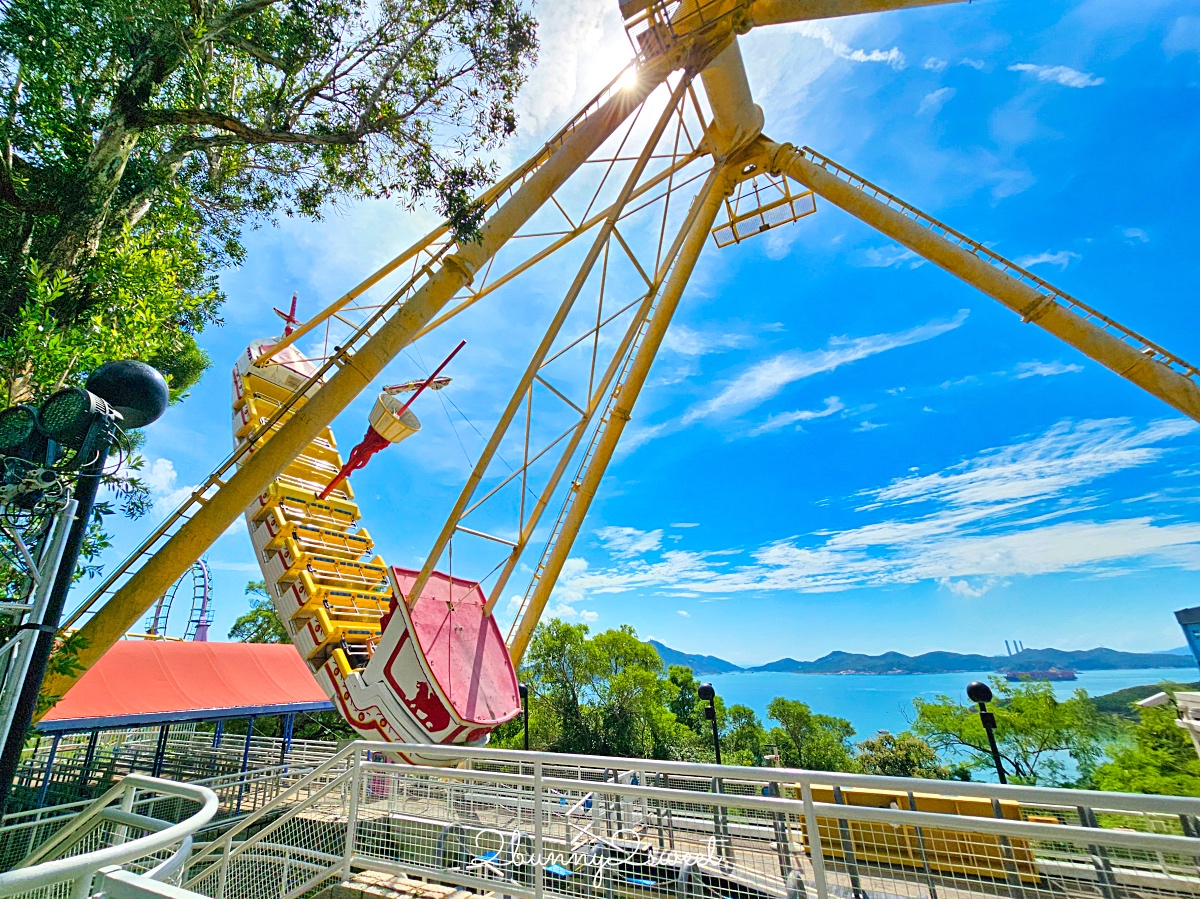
[518,684,529,751]
[966,681,1007,784]
[698,682,721,765]
[0,361,168,814]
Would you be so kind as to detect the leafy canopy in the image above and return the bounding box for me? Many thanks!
[228,580,291,644]
[913,676,1108,785]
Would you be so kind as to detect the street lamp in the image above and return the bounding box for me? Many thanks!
[967,680,1007,784]
[0,360,168,814]
[518,684,529,751]
[698,682,721,765]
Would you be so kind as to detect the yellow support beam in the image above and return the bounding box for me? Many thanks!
[508,158,736,666]
[769,141,1200,422]
[37,63,672,716]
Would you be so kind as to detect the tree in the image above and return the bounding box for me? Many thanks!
[767,697,857,772]
[507,621,699,760]
[912,677,1107,786]
[856,731,963,780]
[724,704,768,767]
[0,0,538,332]
[1093,701,1200,797]
[228,580,290,643]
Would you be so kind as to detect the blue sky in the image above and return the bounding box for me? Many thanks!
[89,0,1200,666]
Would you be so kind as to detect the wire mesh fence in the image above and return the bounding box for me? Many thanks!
[174,742,1200,899]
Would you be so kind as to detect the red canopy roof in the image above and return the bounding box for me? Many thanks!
[39,641,331,733]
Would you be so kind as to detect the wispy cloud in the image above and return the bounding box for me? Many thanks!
[1014,360,1084,379]
[1123,227,1149,244]
[1008,63,1104,88]
[923,57,948,71]
[663,324,751,356]
[793,23,906,69]
[748,397,845,436]
[918,87,956,115]
[671,522,700,528]
[960,58,986,70]
[596,526,663,558]
[677,609,691,617]
[683,312,968,424]
[554,419,1200,600]
[859,245,925,268]
[1016,250,1080,269]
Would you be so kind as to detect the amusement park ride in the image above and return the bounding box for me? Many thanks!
[29,0,1200,757]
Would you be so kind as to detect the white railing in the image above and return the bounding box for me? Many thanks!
[0,774,217,899]
[180,741,1200,899]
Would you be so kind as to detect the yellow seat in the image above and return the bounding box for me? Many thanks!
[250,484,359,531]
[279,581,390,621]
[298,605,382,660]
[290,557,391,595]
[258,508,373,561]
[235,371,308,411]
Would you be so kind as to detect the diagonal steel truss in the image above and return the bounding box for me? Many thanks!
[40,0,1200,709]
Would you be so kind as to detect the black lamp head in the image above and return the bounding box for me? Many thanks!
[87,360,169,430]
[519,684,529,701]
[698,682,715,703]
[966,681,993,705]
[0,405,41,458]
[37,388,115,450]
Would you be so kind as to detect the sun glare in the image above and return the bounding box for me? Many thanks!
[616,67,640,92]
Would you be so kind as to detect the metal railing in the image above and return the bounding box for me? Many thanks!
[0,774,216,898]
[10,730,337,813]
[179,741,1200,899]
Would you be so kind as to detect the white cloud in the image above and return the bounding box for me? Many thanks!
[923,57,948,71]
[1123,227,1149,243]
[1164,16,1200,56]
[960,58,986,70]
[1008,63,1104,88]
[663,325,750,356]
[596,526,663,558]
[859,245,925,268]
[554,418,1200,600]
[142,458,195,511]
[748,397,845,436]
[683,312,968,424]
[1016,250,1080,269]
[671,522,700,528]
[579,609,599,623]
[677,609,691,617]
[793,23,906,69]
[853,420,886,432]
[1014,360,1084,379]
[918,87,956,115]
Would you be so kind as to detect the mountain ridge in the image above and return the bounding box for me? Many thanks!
[646,642,1194,676]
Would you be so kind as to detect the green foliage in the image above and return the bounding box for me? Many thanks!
[506,621,697,760]
[1093,701,1200,796]
[766,697,858,772]
[228,580,290,644]
[0,0,539,324]
[856,731,965,780]
[913,676,1108,785]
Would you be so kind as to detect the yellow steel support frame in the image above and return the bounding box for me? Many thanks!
[508,158,736,666]
[768,141,1200,422]
[402,78,696,610]
[36,61,674,714]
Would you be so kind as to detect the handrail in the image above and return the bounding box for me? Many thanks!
[0,775,217,898]
[338,740,1200,815]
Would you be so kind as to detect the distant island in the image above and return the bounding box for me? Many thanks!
[648,640,1197,677]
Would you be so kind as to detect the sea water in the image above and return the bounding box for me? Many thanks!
[705,667,1199,739]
